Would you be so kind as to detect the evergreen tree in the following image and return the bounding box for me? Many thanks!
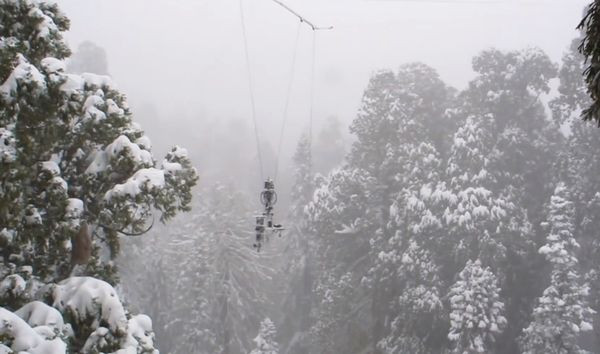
[443,112,532,354]
[286,45,597,354]
[348,69,398,175]
[306,63,455,353]
[280,133,315,354]
[349,63,454,176]
[448,48,559,352]
[0,1,196,351]
[250,318,279,354]
[551,38,590,128]
[306,168,376,353]
[310,272,355,354]
[552,36,600,348]
[377,241,445,353]
[306,168,377,273]
[447,259,506,354]
[207,185,276,354]
[0,0,197,288]
[520,183,594,354]
[123,184,275,354]
[459,48,559,226]
[118,220,214,353]
[376,140,449,353]
[353,63,455,352]
[0,276,159,353]
[444,113,531,273]
[577,1,600,124]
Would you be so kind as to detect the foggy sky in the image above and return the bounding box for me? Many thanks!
[57,0,586,167]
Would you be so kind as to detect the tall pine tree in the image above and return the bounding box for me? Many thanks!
[447,259,506,354]
[250,318,279,354]
[520,183,594,354]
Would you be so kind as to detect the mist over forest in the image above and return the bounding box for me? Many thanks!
[2,0,600,353]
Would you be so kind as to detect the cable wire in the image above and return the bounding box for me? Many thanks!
[308,30,317,162]
[274,21,302,182]
[239,0,265,182]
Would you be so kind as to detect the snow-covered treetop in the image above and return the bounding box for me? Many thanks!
[307,167,375,237]
[0,0,71,64]
[539,183,579,267]
[250,318,279,354]
[447,114,495,190]
[349,64,454,175]
[470,48,556,96]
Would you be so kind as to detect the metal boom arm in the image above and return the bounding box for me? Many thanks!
[270,0,333,30]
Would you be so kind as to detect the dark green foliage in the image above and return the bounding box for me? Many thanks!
[0,1,192,352]
[0,0,198,296]
[0,1,196,351]
[578,1,600,124]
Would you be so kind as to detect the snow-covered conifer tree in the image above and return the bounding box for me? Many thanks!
[550,36,600,347]
[279,132,316,354]
[458,48,559,221]
[443,106,534,353]
[348,69,397,175]
[378,241,445,353]
[121,182,279,354]
[443,113,531,270]
[520,183,594,354]
[0,0,197,287]
[305,167,376,353]
[119,220,208,353]
[447,259,506,354]
[0,0,197,351]
[250,318,279,354]
[375,140,448,353]
[306,168,376,271]
[206,184,276,354]
[355,63,454,351]
[0,276,160,352]
[310,272,354,353]
[452,48,563,352]
[306,63,455,352]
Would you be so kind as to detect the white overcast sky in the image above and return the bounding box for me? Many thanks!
[56,0,588,156]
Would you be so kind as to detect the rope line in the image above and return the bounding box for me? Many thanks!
[274,21,302,182]
[239,0,265,182]
[240,0,326,183]
[308,30,317,157]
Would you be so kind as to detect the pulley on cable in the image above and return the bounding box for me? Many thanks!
[238,0,332,251]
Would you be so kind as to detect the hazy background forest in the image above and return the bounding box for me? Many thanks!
[1,0,599,353]
[60,0,596,353]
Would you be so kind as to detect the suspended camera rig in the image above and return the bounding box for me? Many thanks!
[254,179,284,252]
[240,0,332,251]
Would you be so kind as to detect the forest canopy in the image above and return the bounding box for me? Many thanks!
[1,0,598,353]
